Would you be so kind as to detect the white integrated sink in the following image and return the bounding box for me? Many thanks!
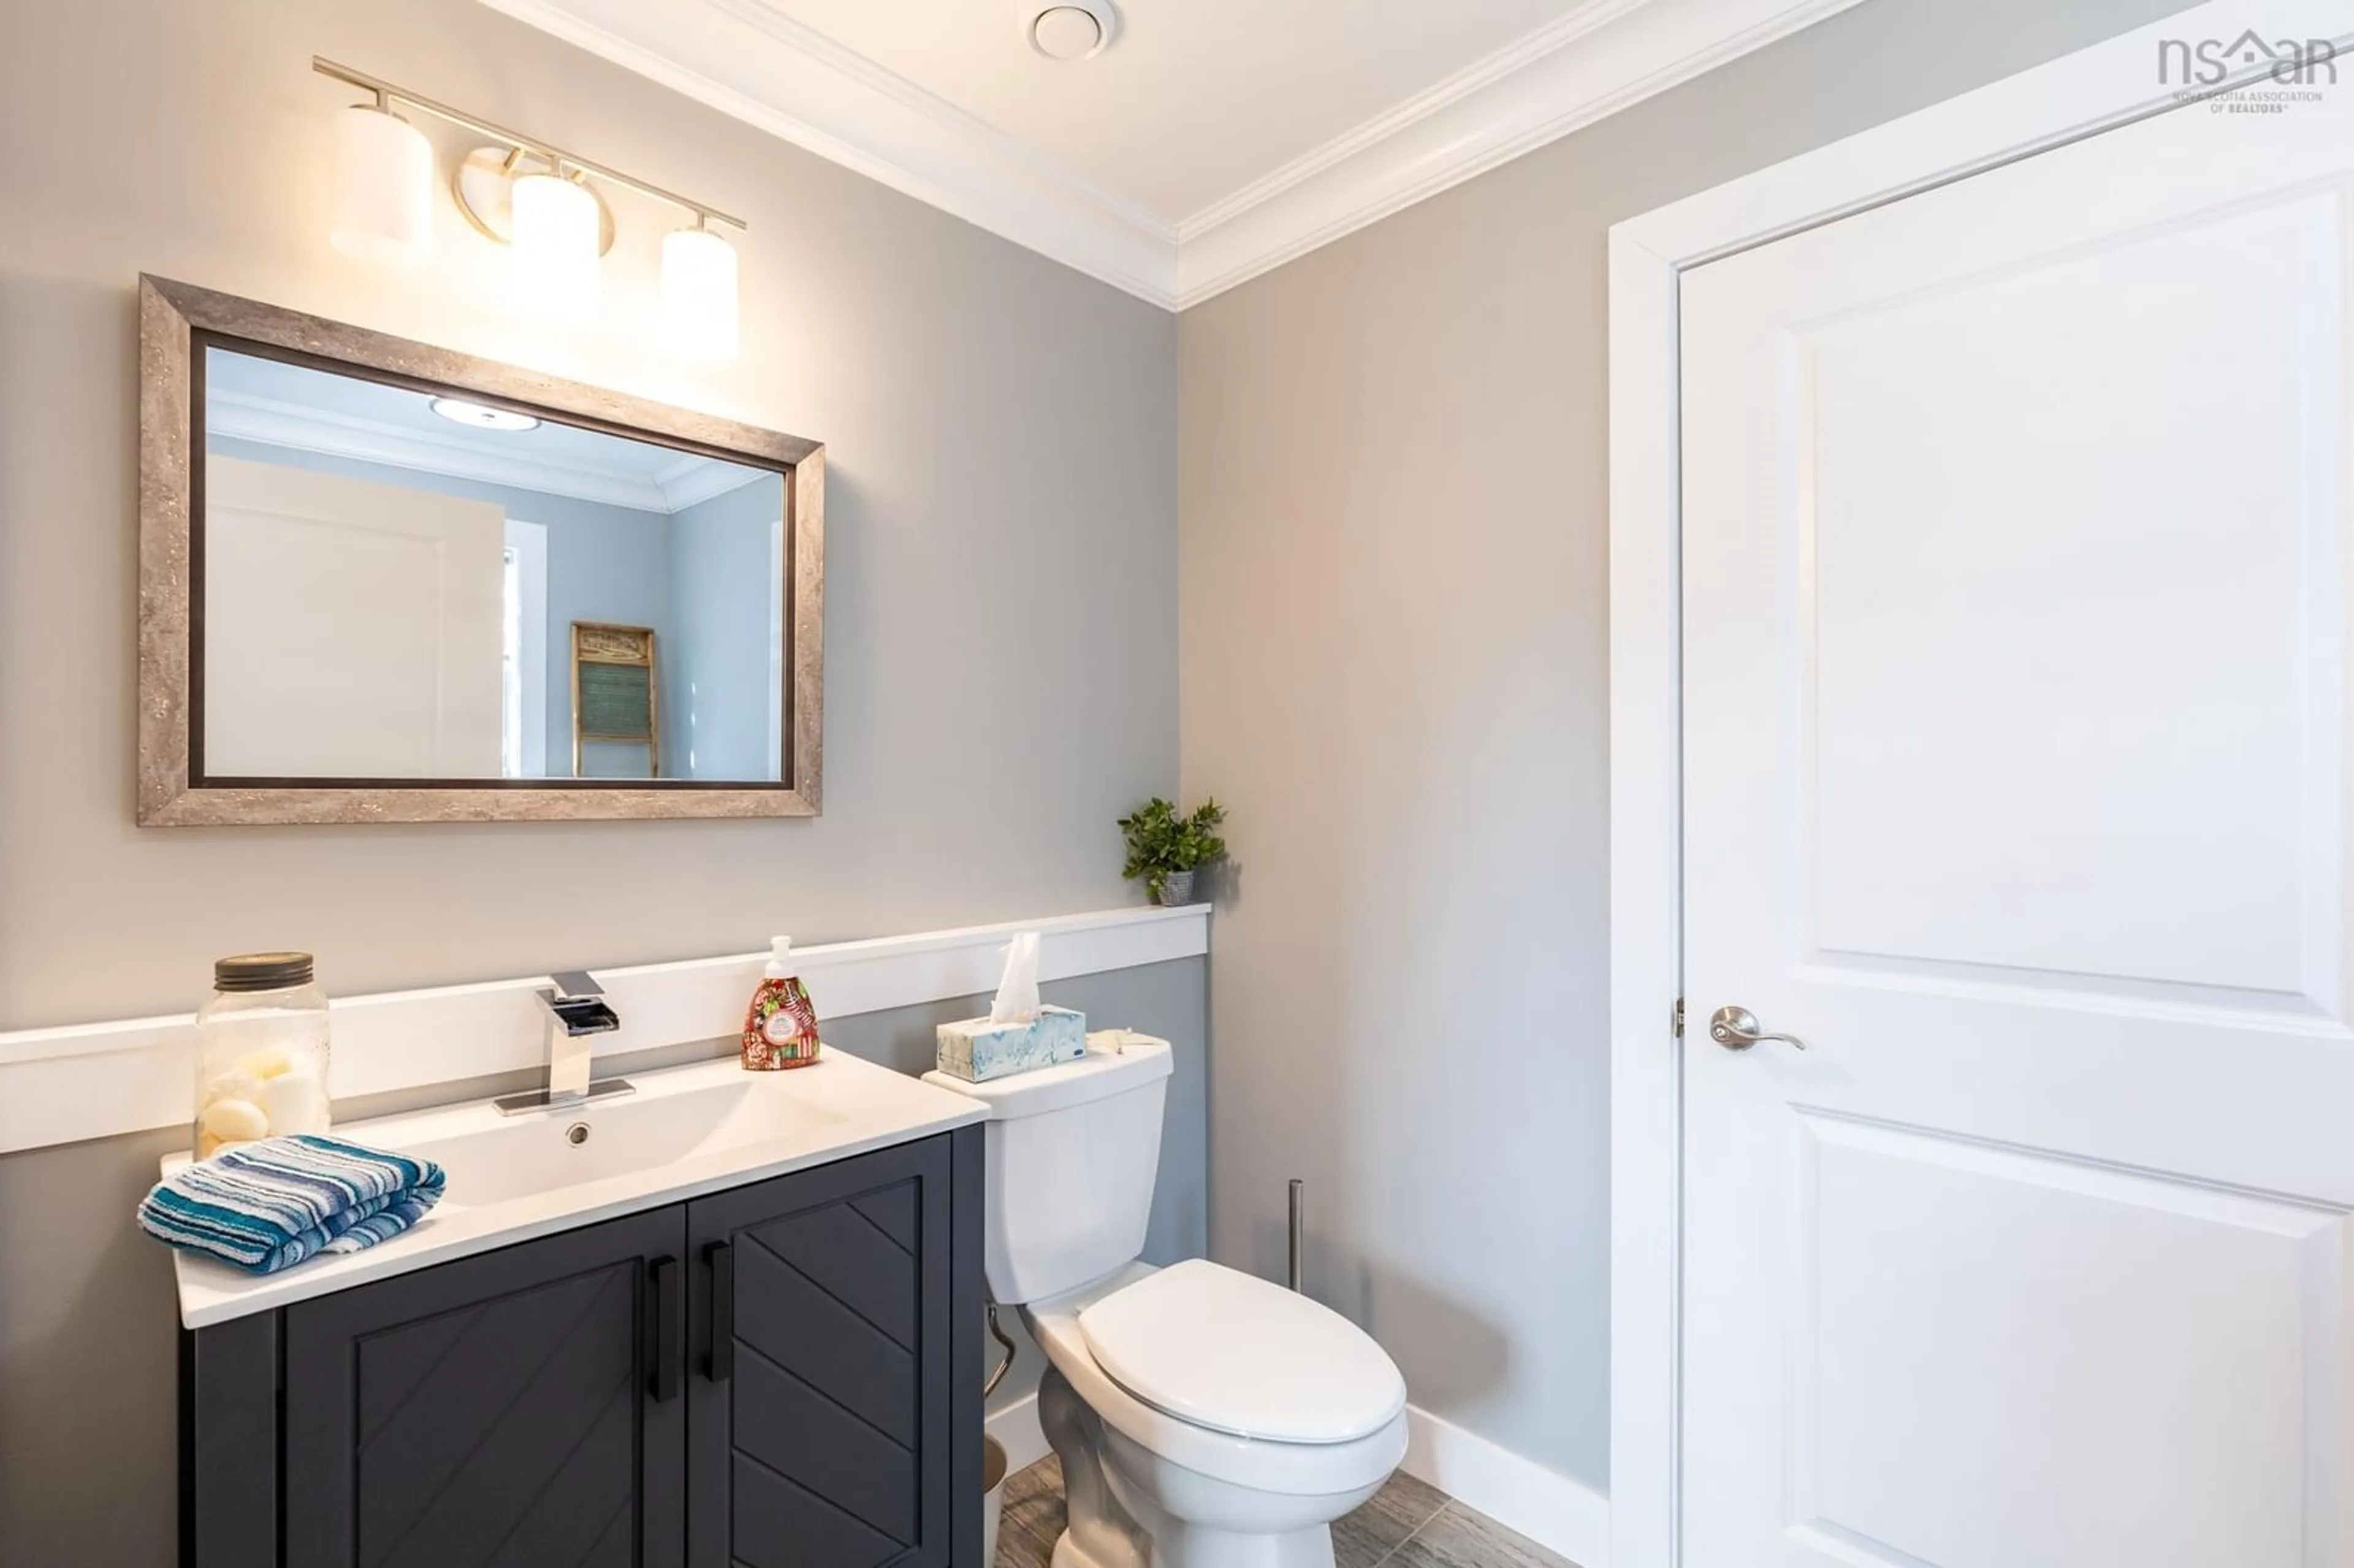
[401,1076,848,1209]
[169,1046,985,1328]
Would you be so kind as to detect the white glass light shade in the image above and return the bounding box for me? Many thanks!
[660,226,740,360]
[329,105,433,265]
[510,172,601,316]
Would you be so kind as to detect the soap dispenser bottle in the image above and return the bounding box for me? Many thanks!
[743,937,821,1071]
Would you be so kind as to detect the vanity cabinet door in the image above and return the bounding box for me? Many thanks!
[685,1135,973,1568]
[282,1206,690,1568]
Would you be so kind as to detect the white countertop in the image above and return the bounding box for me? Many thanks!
[169,1048,987,1328]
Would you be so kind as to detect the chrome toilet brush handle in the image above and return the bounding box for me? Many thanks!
[1289,1179,1305,1293]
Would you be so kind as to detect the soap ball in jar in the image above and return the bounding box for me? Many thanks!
[191,953,332,1160]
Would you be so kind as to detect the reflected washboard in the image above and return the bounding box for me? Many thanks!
[572,622,659,779]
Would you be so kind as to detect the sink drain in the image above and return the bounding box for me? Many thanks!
[565,1122,592,1146]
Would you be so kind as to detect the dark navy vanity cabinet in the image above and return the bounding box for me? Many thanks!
[182,1129,985,1568]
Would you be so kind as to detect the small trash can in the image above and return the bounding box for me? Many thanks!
[981,1436,1009,1566]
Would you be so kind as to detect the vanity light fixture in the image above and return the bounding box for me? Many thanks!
[429,397,541,432]
[660,220,741,362]
[313,58,747,357]
[328,92,434,265]
[510,167,603,318]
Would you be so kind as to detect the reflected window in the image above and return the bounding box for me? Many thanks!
[501,546,524,778]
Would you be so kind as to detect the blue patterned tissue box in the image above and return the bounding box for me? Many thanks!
[935,1005,1087,1083]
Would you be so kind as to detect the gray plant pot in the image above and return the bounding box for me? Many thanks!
[1156,869,1197,906]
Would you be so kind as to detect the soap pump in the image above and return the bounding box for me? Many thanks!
[742,937,821,1071]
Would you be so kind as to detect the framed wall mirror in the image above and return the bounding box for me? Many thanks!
[137,276,822,825]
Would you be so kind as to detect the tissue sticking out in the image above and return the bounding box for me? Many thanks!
[935,931,1087,1082]
[991,931,1043,1024]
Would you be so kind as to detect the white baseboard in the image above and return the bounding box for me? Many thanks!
[1401,1405,1611,1568]
[988,1391,1050,1477]
[981,1391,1607,1566]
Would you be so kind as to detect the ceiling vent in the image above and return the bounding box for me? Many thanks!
[1026,3,1117,63]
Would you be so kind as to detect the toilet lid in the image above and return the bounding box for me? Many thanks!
[1078,1260,1407,1445]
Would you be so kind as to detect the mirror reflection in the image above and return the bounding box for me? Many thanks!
[199,345,786,783]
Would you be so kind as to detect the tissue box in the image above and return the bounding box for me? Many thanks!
[935,1005,1087,1083]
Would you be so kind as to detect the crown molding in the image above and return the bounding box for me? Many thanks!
[208,390,760,513]
[1174,0,1870,307]
[652,450,768,511]
[473,0,1868,313]
[473,0,1181,306]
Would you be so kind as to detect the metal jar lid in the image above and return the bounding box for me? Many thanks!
[213,952,317,993]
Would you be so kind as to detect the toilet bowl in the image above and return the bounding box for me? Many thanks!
[923,1037,1409,1568]
[1026,1260,1407,1568]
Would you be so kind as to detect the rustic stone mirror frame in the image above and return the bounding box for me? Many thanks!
[137,276,823,826]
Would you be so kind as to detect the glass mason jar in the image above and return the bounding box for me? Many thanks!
[192,953,332,1160]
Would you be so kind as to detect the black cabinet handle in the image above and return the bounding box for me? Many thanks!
[652,1255,681,1403]
[706,1241,734,1382]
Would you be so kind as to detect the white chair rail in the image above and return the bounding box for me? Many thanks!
[0,904,1208,1154]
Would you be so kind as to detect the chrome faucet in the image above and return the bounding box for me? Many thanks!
[493,970,634,1115]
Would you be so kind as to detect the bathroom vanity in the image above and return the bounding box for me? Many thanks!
[175,1052,987,1567]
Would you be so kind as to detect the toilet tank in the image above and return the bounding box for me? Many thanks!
[924,1036,1172,1304]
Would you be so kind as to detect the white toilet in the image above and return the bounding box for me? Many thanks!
[926,1036,1408,1568]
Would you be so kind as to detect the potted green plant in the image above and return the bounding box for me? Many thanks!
[1117,797,1227,905]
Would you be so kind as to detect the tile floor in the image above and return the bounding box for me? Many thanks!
[995,1456,1579,1568]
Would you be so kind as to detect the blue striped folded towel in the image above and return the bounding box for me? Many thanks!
[138,1133,446,1275]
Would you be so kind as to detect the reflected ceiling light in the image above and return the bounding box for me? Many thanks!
[661,222,741,361]
[430,397,541,432]
[312,58,748,352]
[510,169,603,316]
[329,96,433,265]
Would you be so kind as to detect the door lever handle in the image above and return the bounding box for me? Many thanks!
[1709,1005,1806,1052]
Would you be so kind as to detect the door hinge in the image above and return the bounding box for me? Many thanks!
[1672,996,1685,1038]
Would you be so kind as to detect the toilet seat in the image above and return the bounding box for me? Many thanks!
[1078,1259,1407,1444]
[1025,1263,1409,1500]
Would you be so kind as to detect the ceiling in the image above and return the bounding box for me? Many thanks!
[771,0,1585,220]
[473,0,1867,308]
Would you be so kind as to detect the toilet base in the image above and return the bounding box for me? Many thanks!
[1049,1509,1338,1568]
[1100,1456,1345,1568]
[1090,1512,1338,1568]
[1041,1366,1154,1568]
[1038,1366,1379,1568]
[1052,1526,1151,1568]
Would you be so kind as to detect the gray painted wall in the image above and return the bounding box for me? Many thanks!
[0,0,1176,1028]
[1178,0,2194,1491]
[0,956,1204,1567]
[668,480,787,780]
[207,433,687,774]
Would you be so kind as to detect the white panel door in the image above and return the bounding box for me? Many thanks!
[1679,82,2354,1568]
[204,455,506,778]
